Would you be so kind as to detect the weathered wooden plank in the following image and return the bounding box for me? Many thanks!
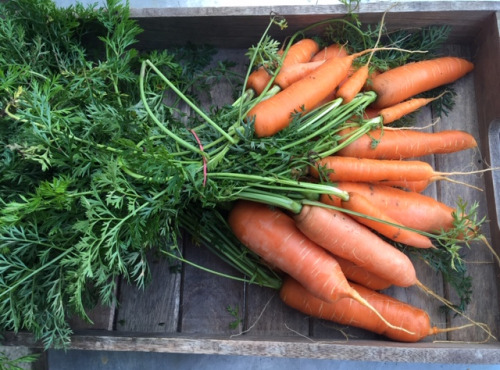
[5,331,500,364]
[115,249,182,333]
[179,236,246,335]
[243,284,309,337]
[472,11,500,256]
[132,3,500,50]
[432,44,499,342]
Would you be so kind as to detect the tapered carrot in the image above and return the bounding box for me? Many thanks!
[280,277,471,342]
[293,204,417,287]
[336,127,477,159]
[274,60,325,89]
[341,191,434,248]
[336,64,371,104]
[310,156,440,183]
[368,56,474,108]
[336,13,384,104]
[228,200,412,333]
[377,95,444,124]
[334,255,392,291]
[320,182,457,233]
[311,43,349,62]
[228,200,352,302]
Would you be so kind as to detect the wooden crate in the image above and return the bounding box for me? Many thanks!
[3,1,500,365]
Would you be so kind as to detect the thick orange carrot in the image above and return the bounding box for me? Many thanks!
[311,43,349,62]
[274,60,325,89]
[341,191,434,248]
[228,200,361,303]
[369,56,474,108]
[280,277,453,342]
[334,255,392,291]
[336,127,478,159]
[320,182,456,233]
[310,156,439,183]
[229,200,413,333]
[247,50,372,137]
[293,204,417,287]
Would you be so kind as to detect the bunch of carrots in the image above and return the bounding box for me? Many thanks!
[222,24,496,342]
[137,12,497,343]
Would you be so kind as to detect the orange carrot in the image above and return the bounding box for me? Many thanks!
[310,156,441,183]
[280,38,320,67]
[247,50,373,137]
[378,96,442,124]
[371,179,430,192]
[368,56,474,108]
[336,127,478,159]
[336,64,371,104]
[246,66,273,96]
[311,43,349,62]
[228,200,412,333]
[320,182,457,233]
[228,200,362,303]
[340,191,434,248]
[274,60,325,89]
[334,255,392,291]
[293,204,417,287]
[280,277,460,342]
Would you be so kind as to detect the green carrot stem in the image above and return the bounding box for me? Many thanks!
[139,62,205,156]
[207,172,349,200]
[144,59,236,145]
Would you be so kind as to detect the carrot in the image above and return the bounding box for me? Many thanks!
[280,277,468,342]
[280,38,320,67]
[245,66,273,96]
[371,179,430,192]
[368,56,474,109]
[334,255,392,291]
[336,127,478,159]
[377,95,444,124]
[310,156,441,183]
[340,191,434,248]
[228,200,413,333]
[293,204,417,287]
[247,49,375,137]
[320,182,457,233]
[336,13,384,104]
[311,43,349,62]
[336,64,371,104]
[274,60,325,89]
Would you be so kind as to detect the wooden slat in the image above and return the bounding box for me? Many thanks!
[179,237,245,334]
[433,43,499,342]
[132,3,499,50]
[5,331,500,364]
[115,250,182,333]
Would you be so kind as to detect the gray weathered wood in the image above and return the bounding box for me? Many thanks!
[115,249,182,333]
